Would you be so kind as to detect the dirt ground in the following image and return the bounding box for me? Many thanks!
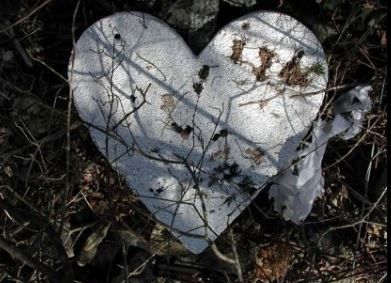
[0,0,387,282]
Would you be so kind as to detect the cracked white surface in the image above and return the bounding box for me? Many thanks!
[69,11,327,253]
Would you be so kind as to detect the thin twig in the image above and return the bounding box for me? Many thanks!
[28,54,68,83]
[352,142,376,270]
[58,0,80,237]
[0,199,74,282]
[229,228,243,282]
[377,272,387,283]
[324,116,381,170]
[290,83,357,98]
[6,22,33,67]
[0,236,60,283]
[0,0,53,33]
[135,52,167,81]
[112,83,151,129]
[211,243,236,265]
[238,93,280,107]
[318,187,387,248]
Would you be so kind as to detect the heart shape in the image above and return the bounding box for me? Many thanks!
[69,11,327,254]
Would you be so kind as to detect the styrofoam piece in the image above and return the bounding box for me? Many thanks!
[69,11,327,253]
[269,85,372,224]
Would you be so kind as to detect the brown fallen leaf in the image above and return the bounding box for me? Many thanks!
[231,38,246,64]
[77,221,111,267]
[253,242,291,282]
[160,94,176,110]
[245,147,264,165]
[380,30,387,46]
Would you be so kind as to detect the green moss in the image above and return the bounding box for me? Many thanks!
[306,62,326,75]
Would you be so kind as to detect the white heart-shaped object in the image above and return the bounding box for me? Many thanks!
[69,11,327,254]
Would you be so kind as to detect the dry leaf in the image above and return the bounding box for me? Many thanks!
[245,147,264,165]
[253,242,291,282]
[77,221,111,266]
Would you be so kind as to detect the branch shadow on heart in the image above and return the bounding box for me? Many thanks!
[72,15,287,167]
[82,103,310,253]
[70,12,326,253]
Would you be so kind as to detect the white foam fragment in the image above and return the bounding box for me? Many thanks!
[69,11,327,253]
[269,85,372,224]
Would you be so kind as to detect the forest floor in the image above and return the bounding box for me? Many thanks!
[0,0,387,282]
